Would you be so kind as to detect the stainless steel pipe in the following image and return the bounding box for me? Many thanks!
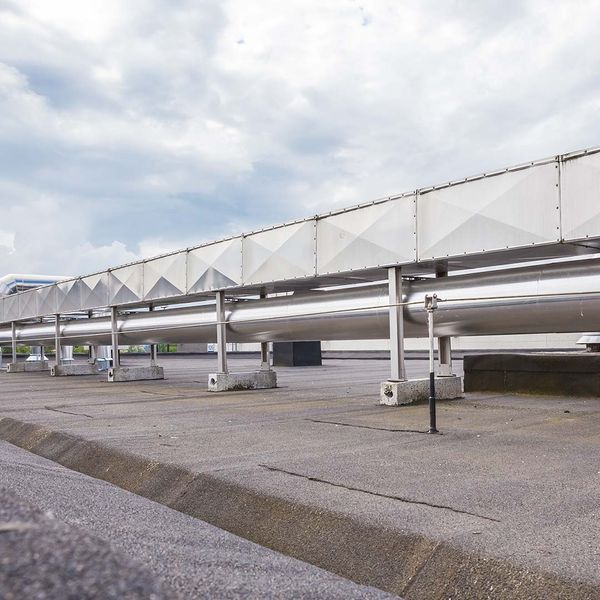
[2,258,600,346]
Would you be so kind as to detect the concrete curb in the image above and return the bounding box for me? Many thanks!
[0,416,596,600]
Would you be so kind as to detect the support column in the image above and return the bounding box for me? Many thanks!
[208,291,277,392]
[11,322,16,365]
[54,314,61,368]
[259,291,270,371]
[388,266,406,381]
[216,290,228,374]
[149,306,158,366]
[107,305,164,383]
[6,321,49,373]
[380,267,462,406]
[111,306,120,369]
[435,265,453,377]
[260,341,270,371]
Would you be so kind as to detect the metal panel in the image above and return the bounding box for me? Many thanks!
[19,289,39,320]
[317,197,416,274]
[81,273,110,310]
[56,279,83,314]
[561,151,600,242]
[109,264,144,306]
[144,252,187,301]
[417,161,560,260]
[37,284,57,316]
[243,221,316,285]
[187,238,242,293]
[0,298,4,323]
[3,295,20,322]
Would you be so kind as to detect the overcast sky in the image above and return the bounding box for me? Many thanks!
[1,0,599,276]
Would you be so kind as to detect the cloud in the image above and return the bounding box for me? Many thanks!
[0,0,600,276]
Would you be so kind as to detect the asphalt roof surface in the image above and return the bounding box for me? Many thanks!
[0,354,598,599]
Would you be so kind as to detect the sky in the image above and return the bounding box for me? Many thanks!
[1,0,600,276]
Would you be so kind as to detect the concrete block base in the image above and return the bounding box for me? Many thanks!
[380,376,463,406]
[6,361,50,373]
[51,363,100,377]
[208,370,277,392]
[108,365,164,383]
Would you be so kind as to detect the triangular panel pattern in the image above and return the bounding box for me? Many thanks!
[37,285,57,316]
[81,274,109,309]
[109,265,144,305]
[243,221,316,285]
[418,162,559,259]
[561,154,600,240]
[317,199,415,274]
[144,253,186,300]
[19,290,38,319]
[187,238,242,293]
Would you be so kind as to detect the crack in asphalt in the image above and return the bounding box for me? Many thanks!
[44,406,94,419]
[259,464,501,523]
[305,418,428,434]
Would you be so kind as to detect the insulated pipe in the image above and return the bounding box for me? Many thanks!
[2,258,600,346]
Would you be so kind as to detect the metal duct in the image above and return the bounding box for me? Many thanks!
[2,258,600,346]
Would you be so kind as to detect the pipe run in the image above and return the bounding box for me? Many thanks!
[2,258,600,347]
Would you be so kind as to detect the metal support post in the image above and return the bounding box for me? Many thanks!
[149,306,158,365]
[259,291,270,371]
[11,322,17,364]
[216,291,228,374]
[388,266,406,381]
[425,294,439,434]
[111,306,120,369]
[54,314,61,367]
[435,266,453,377]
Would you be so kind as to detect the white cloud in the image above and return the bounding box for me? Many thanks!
[0,0,599,276]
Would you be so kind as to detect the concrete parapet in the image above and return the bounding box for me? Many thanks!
[464,352,600,396]
[108,365,164,383]
[51,363,100,377]
[6,361,50,373]
[208,370,277,392]
[380,376,463,406]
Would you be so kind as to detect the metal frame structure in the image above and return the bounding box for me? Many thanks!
[2,145,600,386]
[2,146,600,326]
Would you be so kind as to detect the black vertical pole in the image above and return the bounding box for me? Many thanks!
[426,297,439,434]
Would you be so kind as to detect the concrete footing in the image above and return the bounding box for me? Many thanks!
[108,365,165,383]
[6,361,50,373]
[380,376,463,406]
[208,370,277,392]
[51,363,100,377]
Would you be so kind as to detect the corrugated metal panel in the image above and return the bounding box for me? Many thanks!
[417,161,560,260]
[243,221,316,285]
[187,238,242,293]
[56,279,83,314]
[561,151,600,242]
[317,197,416,274]
[144,252,187,301]
[80,273,110,310]
[109,264,144,305]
